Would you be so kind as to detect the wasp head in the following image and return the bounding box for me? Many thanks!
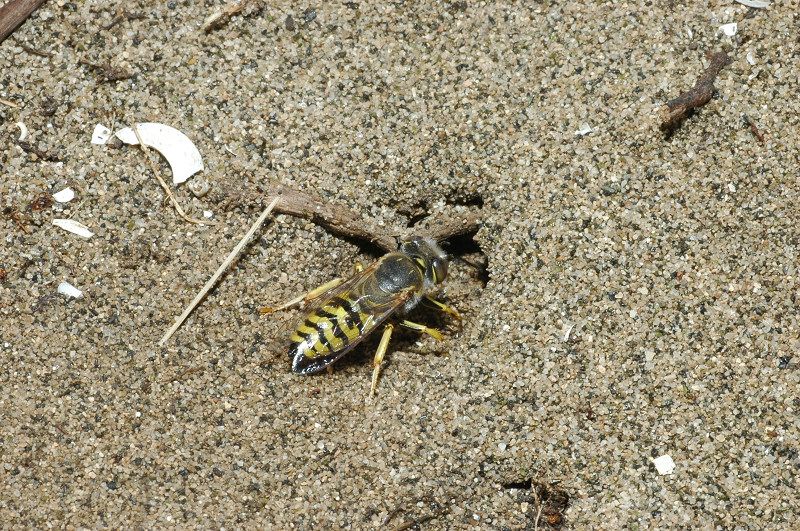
[399,236,449,286]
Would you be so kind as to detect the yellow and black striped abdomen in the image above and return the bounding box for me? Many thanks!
[289,295,371,374]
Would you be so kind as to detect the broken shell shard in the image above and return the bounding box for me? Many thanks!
[652,454,676,475]
[115,123,204,185]
[57,281,83,298]
[91,124,112,145]
[53,218,94,238]
[719,23,737,37]
[16,122,28,141]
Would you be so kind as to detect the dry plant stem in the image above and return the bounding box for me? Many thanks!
[660,51,732,132]
[18,140,60,161]
[0,0,46,44]
[18,42,51,57]
[131,123,209,226]
[270,186,481,252]
[79,59,134,82]
[159,195,281,346]
[532,484,543,531]
[103,9,145,30]
[202,0,253,32]
[271,186,397,251]
[0,97,21,108]
[743,113,765,143]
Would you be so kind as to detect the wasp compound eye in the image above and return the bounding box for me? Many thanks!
[432,258,448,284]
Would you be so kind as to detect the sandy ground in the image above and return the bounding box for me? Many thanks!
[1,0,799,528]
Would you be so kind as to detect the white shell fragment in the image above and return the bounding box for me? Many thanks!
[91,124,112,145]
[746,51,756,66]
[115,123,204,185]
[720,23,738,37]
[52,188,75,203]
[652,455,676,475]
[574,123,592,136]
[735,0,770,8]
[53,218,94,238]
[203,210,214,218]
[57,281,83,299]
[563,323,575,342]
[16,122,28,141]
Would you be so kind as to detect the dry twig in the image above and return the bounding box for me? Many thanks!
[202,0,254,32]
[79,59,134,82]
[103,8,145,30]
[659,51,732,133]
[742,113,765,143]
[18,42,51,57]
[4,207,30,233]
[0,0,46,44]
[18,140,61,162]
[159,196,281,345]
[131,123,209,226]
[270,186,396,251]
[268,185,482,252]
[0,97,20,108]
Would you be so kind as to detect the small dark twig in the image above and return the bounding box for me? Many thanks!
[659,51,732,133]
[0,0,46,44]
[79,58,134,82]
[18,140,61,162]
[742,113,765,143]
[3,207,30,233]
[103,8,146,30]
[19,42,52,57]
[28,192,53,211]
[383,494,450,530]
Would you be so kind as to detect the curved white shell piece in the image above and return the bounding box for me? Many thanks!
[115,123,204,185]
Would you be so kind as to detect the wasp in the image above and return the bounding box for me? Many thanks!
[264,236,460,396]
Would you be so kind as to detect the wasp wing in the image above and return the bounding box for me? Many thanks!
[287,258,414,374]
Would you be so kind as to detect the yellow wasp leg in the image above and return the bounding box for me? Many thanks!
[354,262,364,273]
[424,296,462,320]
[259,277,343,315]
[399,320,444,341]
[370,324,394,398]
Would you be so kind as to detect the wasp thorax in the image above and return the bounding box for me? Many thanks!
[399,236,449,286]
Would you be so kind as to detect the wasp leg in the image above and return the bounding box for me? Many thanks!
[423,296,462,320]
[399,320,444,341]
[354,262,364,273]
[370,324,394,397]
[260,277,343,315]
